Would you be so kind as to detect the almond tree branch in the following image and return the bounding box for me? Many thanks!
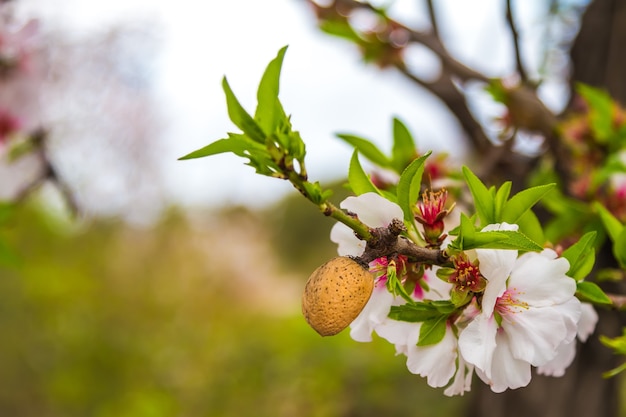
[426,0,439,38]
[505,0,529,82]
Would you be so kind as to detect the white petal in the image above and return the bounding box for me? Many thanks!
[376,318,418,347]
[502,299,580,366]
[349,286,395,342]
[444,356,474,397]
[330,222,365,256]
[509,250,575,306]
[479,331,531,393]
[577,302,599,342]
[340,192,404,228]
[405,324,458,387]
[458,313,498,378]
[476,222,519,316]
[476,248,517,317]
[536,339,576,377]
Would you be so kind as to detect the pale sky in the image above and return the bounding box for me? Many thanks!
[11,0,583,220]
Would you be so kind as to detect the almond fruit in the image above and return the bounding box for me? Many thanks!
[302,256,374,336]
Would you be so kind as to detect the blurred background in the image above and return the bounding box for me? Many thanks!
[1,0,621,416]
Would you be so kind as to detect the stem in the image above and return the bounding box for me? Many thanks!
[323,201,372,240]
[285,169,373,241]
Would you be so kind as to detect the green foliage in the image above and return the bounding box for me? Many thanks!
[449,213,543,252]
[562,231,597,281]
[339,134,391,169]
[601,329,626,378]
[576,83,618,146]
[179,47,332,204]
[348,150,382,196]
[595,202,626,268]
[388,301,455,346]
[576,281,612,305]
[337,117,419,176]
[462,166,554,230]
[396,151,431,226]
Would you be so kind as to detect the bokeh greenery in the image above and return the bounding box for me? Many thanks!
[0,194,467,417]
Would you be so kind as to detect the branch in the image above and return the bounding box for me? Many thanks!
[358,219,450,266]
[426,0,439,38]
[505,0,528,82]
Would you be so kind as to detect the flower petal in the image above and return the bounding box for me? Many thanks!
[536,339,576,377]
[405,324,458,388]
[443,356,474,397]
[477,331,531,393]
[458,313,498,378]
[340,192,404,228]
[349,286,395,342]
[577,302,599,342]
[330,222,365,256]
[476,223,519,316]
[509,249,575,306]
[501,297,581,366]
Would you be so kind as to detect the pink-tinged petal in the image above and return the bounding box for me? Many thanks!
[458,313,498,378]
[340,192,404,228]
[501,299,580,366]
[578,303,599,342]
[476,223,519,316]
[405,324,458,388]
[509,250,575,306]
[536,339,576,377]
[349,286,395,342]
[477,248,517,316]
[444,356,474,397]
[477,331,531,393]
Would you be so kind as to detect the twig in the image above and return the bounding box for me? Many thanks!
[505,0,528,82]
[426,0,439,38]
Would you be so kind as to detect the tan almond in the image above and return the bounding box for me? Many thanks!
[302,256,374,336]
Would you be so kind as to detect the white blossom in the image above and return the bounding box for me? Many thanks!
[458,245,581,392]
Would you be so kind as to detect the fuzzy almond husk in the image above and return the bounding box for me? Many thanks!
[302,256,374,336]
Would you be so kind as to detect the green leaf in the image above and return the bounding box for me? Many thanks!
[516,209,545,245]
[462,166,494,226]
[494,181,511,222]
[594,201,624,243]
[417,315,448,346]
[502,184,556,224]
[391,118,417,173]
[178,136,259,160]
[319,20,362,43]
[388,303,439,322]
[577,83,614,143]
[562,231,597,281]
[614,227,626,269]
[302,181,331,205]
[463,230,543,251]
[336,134,391,168]
[396,152,431,224]
[576,281,612,305]
[348,150,380,196]
[222,77,266,143]
[255,46,288,135]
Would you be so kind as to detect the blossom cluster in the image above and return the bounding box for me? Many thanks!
[330,192,598,395]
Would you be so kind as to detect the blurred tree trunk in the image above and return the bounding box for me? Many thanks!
[468,1,626,416]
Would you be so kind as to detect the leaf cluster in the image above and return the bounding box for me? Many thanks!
[179,46,331,205]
